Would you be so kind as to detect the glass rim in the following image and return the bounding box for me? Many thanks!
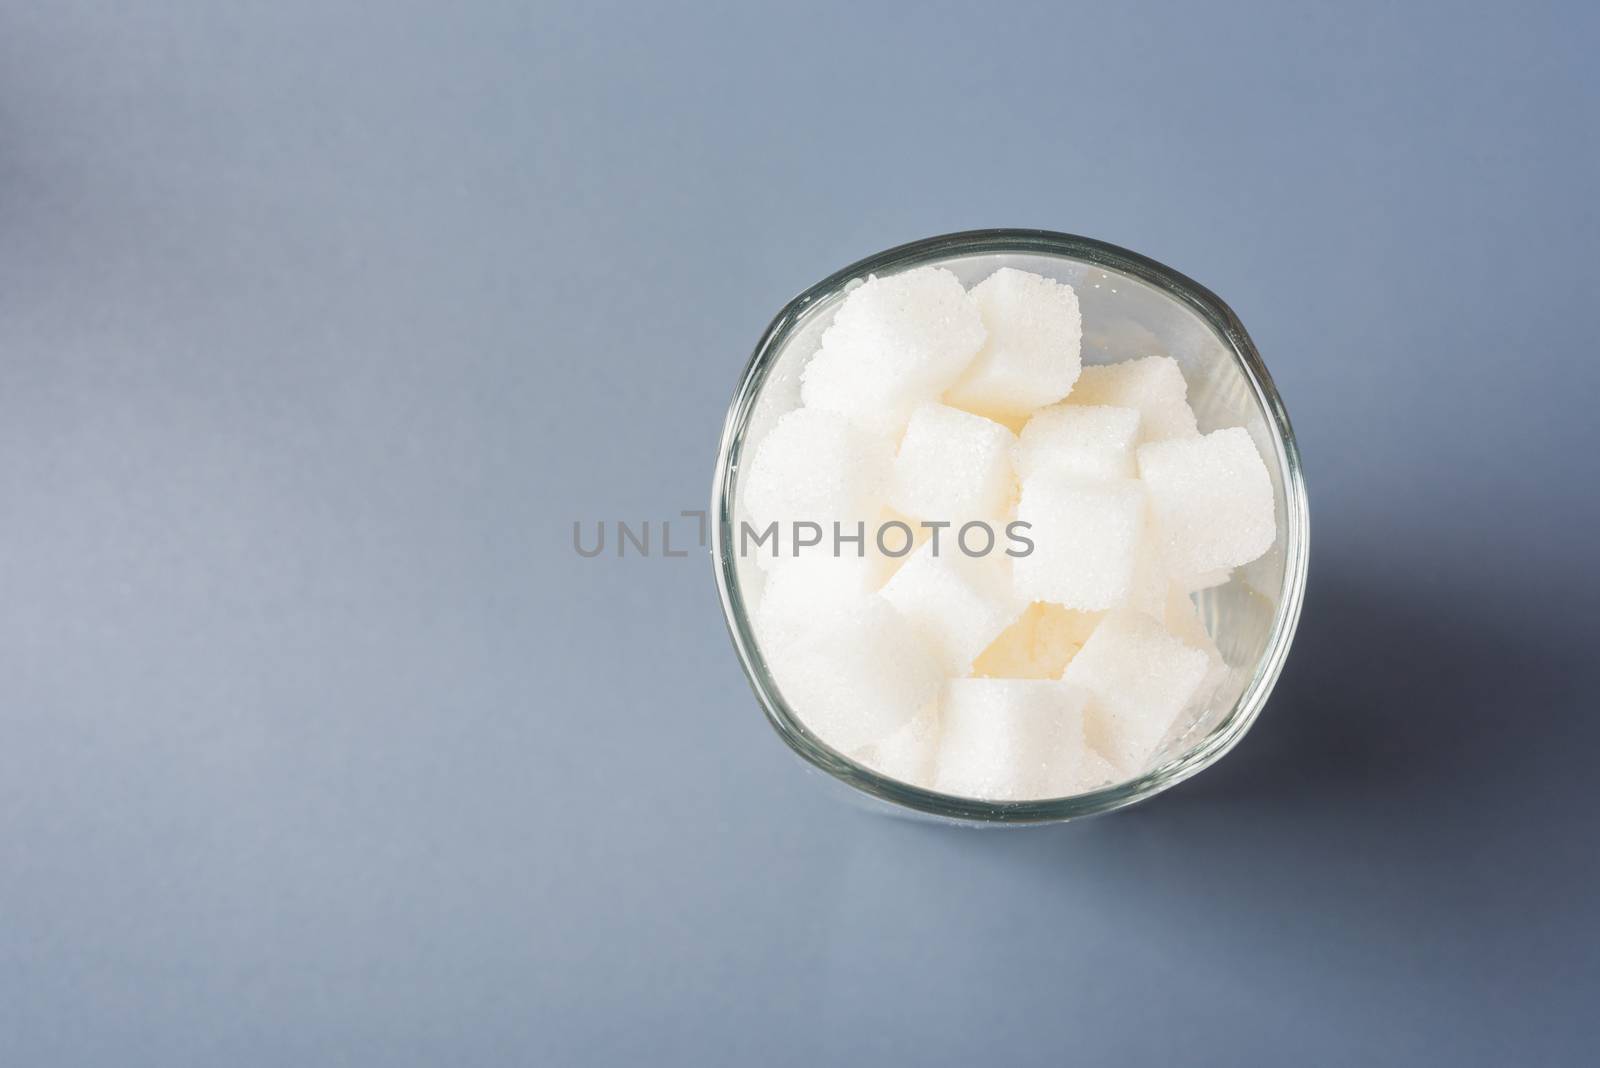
[710,229,1310,824]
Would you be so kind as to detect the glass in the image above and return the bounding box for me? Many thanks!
[710,230,1309,824]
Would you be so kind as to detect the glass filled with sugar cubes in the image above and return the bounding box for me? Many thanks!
[712,230,1308,824]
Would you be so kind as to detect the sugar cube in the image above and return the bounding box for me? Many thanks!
[932,678,1093,801]
[750,512,901,576]
[1064,610,1211,773]
[1163,584,1229,701]
[881,543,1027,675]
[1076,748,1123,792]
[1137,426,1276,582]
[972,602,1102,679]
[1150,589,1233,764]
[1067,356,1198,442]
[944,268,1082,417]
[801,266,986,436]
[1157,581,1246,760]
[764,596,943,754]
[740,408,890,565]
[1015,404,1141,483]
[852,702,941,785]
[753,552,882,647]
[1126,526,1169,619]
[1012,472,1145,610]
[889,402,1016,526]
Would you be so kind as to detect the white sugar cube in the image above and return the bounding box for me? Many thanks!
[944,268,1082,417]
[852,702,941,785]
[933,678,1093,801]
[740,408,890,567]
[1138,426,1276,582]
[1012,473,1145,610]
[1163,585,1229,701]
[881,543,1027,675]
[801,266,986,436]
[753,552,882,646]
[764,597,943,754]
[1015,404,1140,483]
[1064,610,1211,773]
[889,402,1016,526]
[972,603,1102,679]
[1126,522,1174,619]
[1076,748,1123,792]
[750,514,902,576]
[742,408,888,529]
[1150,587,1234,763]
[1067,356,1198,442]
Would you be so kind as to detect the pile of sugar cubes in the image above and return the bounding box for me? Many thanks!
[741,265,1275,801]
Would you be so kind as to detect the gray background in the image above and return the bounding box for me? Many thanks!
[3,1,1597,1064]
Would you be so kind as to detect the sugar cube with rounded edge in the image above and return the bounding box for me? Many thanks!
[1012,472,1145,611]
[944,268,1082,418]
[1151,586,1233,759]
[881,542,1027,675]
[1067,355,1198,443]
[801,266,986,437]
[1126,525,1170,619]
[852,702,941,786]
[741,408,889,560]
[1150,586,1235,763]
[889,402,1016,527]
[933,678,1095,801]
[1163,584,1229,700]
[1064,610,1211,773]
[1015,404,1141,483]
[753,552,883,647]
[765,596,943,755]
[752,509,914,577]
[1138,426,1276,583]
[1078,748,1123,791]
